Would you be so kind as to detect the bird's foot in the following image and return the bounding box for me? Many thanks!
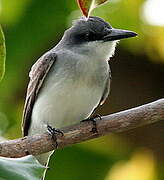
[47,125,64,149]
[81,114,102,133]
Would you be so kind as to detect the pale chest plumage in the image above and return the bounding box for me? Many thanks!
[29,50,109,135]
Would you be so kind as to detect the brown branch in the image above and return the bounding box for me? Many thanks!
[0,99,164,158]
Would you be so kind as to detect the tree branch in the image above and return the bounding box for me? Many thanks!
[0,99,164,158]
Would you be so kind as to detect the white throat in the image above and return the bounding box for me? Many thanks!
[76,40,118,61]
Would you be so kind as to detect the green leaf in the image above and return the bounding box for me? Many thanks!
[0,155,45,180]
[0,26,6,82]
[77,0,109,17]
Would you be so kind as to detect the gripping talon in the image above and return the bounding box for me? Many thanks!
[47,125,63,149]
[81,114,102,133]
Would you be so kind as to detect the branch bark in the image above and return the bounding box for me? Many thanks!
[0,99,164,158]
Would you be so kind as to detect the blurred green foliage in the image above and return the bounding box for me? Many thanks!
[46,146,114,180]
[0,155,44,180]
[0,0,164,179]
[0,25,6,82]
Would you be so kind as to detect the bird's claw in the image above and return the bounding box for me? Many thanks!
[81,114,102,133]
[47,125,64,149]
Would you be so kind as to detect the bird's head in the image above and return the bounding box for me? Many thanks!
[62,16,137,59]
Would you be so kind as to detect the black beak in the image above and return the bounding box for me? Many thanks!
[103,28,137,41]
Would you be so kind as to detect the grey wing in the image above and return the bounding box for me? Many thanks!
[92,64,111,114]
[22,52,57,136]
[99,66,112,106]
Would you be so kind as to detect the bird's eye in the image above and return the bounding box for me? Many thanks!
[73,32,98,43]
[84,33,90,41]
[84,32,97,41]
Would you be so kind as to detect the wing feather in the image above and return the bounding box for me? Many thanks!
[22,52,57,136]
[92,63,111,115]
[99,66,112,106]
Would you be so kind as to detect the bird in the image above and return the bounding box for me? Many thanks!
[22,16,137,177]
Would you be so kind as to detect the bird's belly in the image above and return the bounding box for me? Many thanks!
[29,79,103,135]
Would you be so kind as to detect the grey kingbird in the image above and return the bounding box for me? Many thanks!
[22,16,137,169]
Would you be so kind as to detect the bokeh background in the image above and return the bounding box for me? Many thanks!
[0,0,164,179]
